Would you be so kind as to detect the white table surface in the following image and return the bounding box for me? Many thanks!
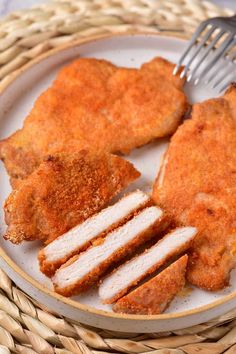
[0,0,235,17]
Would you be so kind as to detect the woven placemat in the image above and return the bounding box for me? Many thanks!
[0,0,236,353]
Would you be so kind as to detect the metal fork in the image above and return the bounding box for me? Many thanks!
[173,15,236,92]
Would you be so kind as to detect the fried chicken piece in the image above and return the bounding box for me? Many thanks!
[113,255,188,315]
[4,150,140,244]
[53,206,167,297]
[153,85,236,291]
[0,57,187,187]
[39,190,152,277]
[99,227,196,303]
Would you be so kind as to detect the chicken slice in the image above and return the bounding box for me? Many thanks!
[113,255,188,315]
[99,227,196,304]
[4,150,140,244]
[39,190,151,277]
[53,206,167,297]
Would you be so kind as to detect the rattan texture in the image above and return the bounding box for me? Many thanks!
[0,0,236,353]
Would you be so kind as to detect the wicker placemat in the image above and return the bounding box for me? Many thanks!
[0,0,236,353]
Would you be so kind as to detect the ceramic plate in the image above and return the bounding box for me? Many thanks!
[0,33,236,333]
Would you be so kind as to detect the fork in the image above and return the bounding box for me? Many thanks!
[173,15,236,92]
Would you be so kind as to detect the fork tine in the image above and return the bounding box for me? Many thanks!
[225,48,236,62]
[206,41,236,86]
[186,29,226,83]
[212,51,236,88]
[195,33,235,85]
[218,74,236,93]
[179,25,216,79]
[173,21,208,75]
[212,63,235,89]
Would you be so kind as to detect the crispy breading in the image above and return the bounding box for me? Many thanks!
[113,255,188,315]
[153,86,236,291]
[4,150,140,244]
[0,57,187,187]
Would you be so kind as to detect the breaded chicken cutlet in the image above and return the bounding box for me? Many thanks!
[153,85,236,291]
[4,150,140,244]
[0,57,187,187]
[113,255,188,315]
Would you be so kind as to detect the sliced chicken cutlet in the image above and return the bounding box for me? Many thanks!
[153,85,236,291]
[0,57,187,187]
[4,150,140,244]
[99,227,196,304]
[39,190,152,277]
[52,206,167,297]
[113,255,188,315]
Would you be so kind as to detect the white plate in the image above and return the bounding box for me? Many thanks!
[0,33,236,333]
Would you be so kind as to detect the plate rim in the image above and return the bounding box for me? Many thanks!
[1,31,236,322]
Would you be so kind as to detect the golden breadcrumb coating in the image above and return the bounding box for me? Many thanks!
[113,255,187,315]
[4,150,140,244]
[153,85,236,291]
[0,57,187,187]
